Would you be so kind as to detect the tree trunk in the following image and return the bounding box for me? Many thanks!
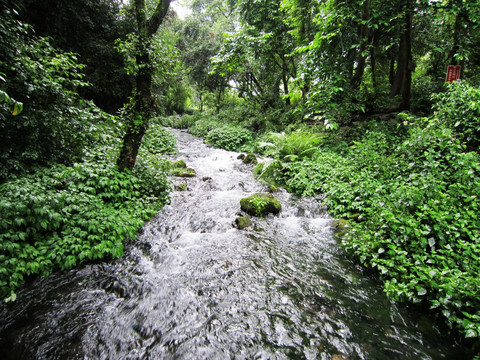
[117,0,171,171]
[370,33,377,89]
[281,58,290,106]
[389,0,413,110]
[350,0,370,90]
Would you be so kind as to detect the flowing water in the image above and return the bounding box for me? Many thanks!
[0,129,467,359]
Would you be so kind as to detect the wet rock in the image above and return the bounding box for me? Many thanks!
[331,218,349,231]
[166,159,196,177]
[175,182,187,191]
[171,167,196,177]
[269,184,278,193]
[349,213,364,222]
[296,207,305,217]
[331,218,349,241]
[235,216,252,229]
[242,153,257,165]
[332,354,349,360]
[171,159,187,169]
[240,193,282,217]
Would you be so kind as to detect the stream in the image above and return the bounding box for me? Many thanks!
[0,129,467,359]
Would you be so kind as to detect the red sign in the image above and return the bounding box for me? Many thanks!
[446,65,461,82]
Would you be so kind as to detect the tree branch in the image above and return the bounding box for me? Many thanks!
[147,0,172,36]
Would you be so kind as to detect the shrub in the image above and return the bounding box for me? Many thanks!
[257,130,323,162]
[0,10,100,181]
[205,125,253,151]
[0,161,170,301]
[253,114,480,342]
[189,117,223,137]
[142,125,177,155]
[433,81,480,149]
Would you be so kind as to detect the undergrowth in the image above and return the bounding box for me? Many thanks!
[0,123,175,301]
[256,113,480,346]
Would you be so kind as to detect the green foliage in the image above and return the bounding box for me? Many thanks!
[142,125,177,155]
[433,81,480,149]
[0,7,104,180]
[0,161,170,301]
[205,125,253,151]
[0,85,23,117]
[254,110,480,341]
[19,0,134,112]
[161,114,198,129]
[189,116,224,137]
[256,130,322,162]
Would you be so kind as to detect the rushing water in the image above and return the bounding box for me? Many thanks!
[0,130,467,359]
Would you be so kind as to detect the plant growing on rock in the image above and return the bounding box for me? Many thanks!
[240,193,282,217]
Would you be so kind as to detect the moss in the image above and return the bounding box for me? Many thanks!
[175,182,188,191]
[171,159,187,168]
[240,193,282,217]
[269,184,278,193]
[235,216,252,229]
[171,167,196,177]
[165,159,196,177]
[331,218,350,241]
[243,153,257,165]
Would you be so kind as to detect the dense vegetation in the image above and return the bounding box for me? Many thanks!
[1,0,480,353]
[0,1,173,301]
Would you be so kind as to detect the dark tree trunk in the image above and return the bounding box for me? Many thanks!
[281,58,290,106]
[389,0,413,110]
[370,33,377,89]
[350,0,370,90]
[117,0,171,171]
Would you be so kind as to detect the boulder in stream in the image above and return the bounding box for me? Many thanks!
[331,218,350,241]
[171,168,196,177]
[242,153,257,165]
[240,193,282,217]
[168,159,196,177]
[235,216,252,229]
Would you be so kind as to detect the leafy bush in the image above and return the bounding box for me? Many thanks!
[188,117,223,137]
[0,161,170,301]
[142,125,177,155]
[205,125,253,151]
[0,8,102,181]
[433,81,480,149]
[255,114,480,342]
[256,130,323,162]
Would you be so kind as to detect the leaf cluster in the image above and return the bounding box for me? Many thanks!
[0,8,102,180]
[142,124,177,155]
[255,110,480,342]
[0,161,170,301]
[205,125,253,151]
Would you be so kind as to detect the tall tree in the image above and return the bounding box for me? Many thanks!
[389,0,413,110]
[117,0,171,171]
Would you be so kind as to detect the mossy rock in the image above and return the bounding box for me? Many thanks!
[242,153,257,165]
[331,218,350,241]
[235,216,252,229]
[240,193,282,217]
[237,154,246,160]
[171,167,196,177]
[171,159,187,168]
[175,182,188,191]
[269,184,278,193]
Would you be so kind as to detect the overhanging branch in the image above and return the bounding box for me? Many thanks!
[147,0,172,36]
